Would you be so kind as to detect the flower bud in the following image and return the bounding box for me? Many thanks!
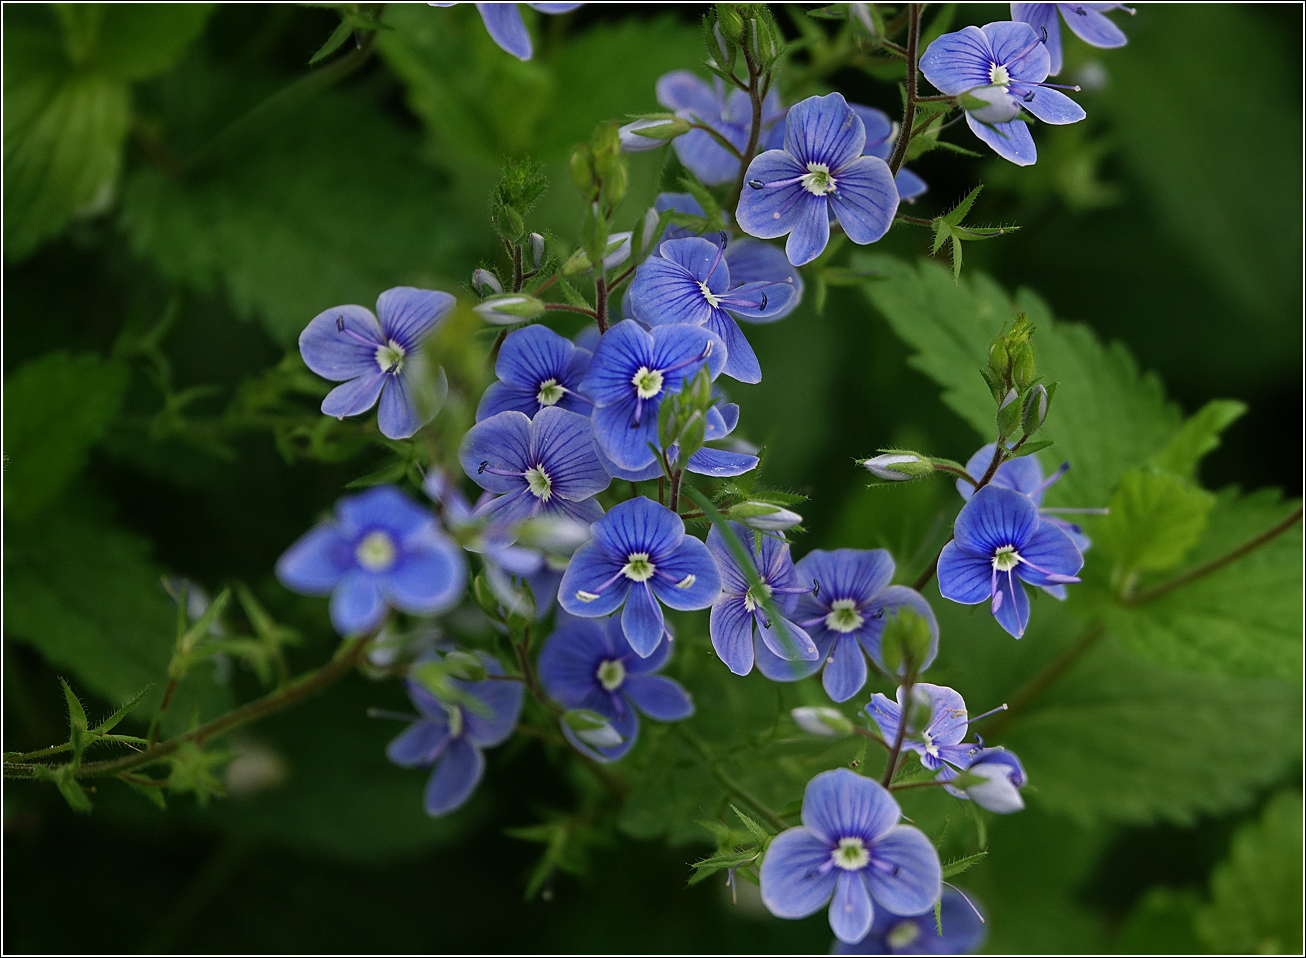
[988,335,1011,384]
[791,706,853,738]
[946,749,1026,813]
[995,388,1022,437]
[1022,383,1049,436]
[570,145,598,201]
[619,116,691,151]
[601,231,632,271]
[472,268,503,296]
[862,452,933,481]
[1009,341,1036,388]
[716,3,745,41]
[729,501,802,531]
[563,709,623,748]
[529,232,546,268]
[877,607,932,677]
[474,294,545,325]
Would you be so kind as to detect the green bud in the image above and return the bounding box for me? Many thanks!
[562,708,623,748]
[442,650,489,683]
[472,573,502,618]
[716,3,745,41]
[1009,342,1036,389]
[877,607,933,678]
[570,145,598,201]
[474,294,545,325]
[1022,383,1049,436]
[561,248,591,276]
[601,158,627,206]
[996,388,1022,437]
[988,336,1010,382]
[862,451,933,481]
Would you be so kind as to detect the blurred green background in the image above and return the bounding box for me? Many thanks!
[4,3,1301,953]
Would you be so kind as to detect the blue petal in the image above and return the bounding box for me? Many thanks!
[865,825,941,916]
[1012,2,1064,74]
[796,548,895,607]
[557,542,629,617]
[423,737,485,816]
[376,287,454,352]
[966,114,1037,166]
[276,524,352,594]
[851,104,894,155]
[321,372,385,420]
[784,92,865,170]
[591,495,684,563]
[1015,522,1083,585]
[785,192,832,267]
[659,235,730,289]
[336,484,433,538]
[895,166,929,202]
[760,827,839,918]
[649,322,727,384]
[621,582,665,657]
[822,633,869,703]
[755,635,824,681]
[476,381,541,421]
[830,871,875,944]
[1060,3,1129,48]
[560,694,639,762]
[801,767,901,844]
[736,150,810,241]
[649,535,722,611]
[828,155,898,245]
[582,319,652,407]
[382,539,467,614]
[329,571,386,634]
[705,524,751,593]
[460,410,533,493]
[537,618,612,706]
[758,612,819,662]
[377,372,427,440]
[300,304,383,381]
[673,124,747,186]
[723,239,804,321]
[495,324,573,390]
[591,396,658,471]
[992,569,1031,638]
[594,439,663,482]
[981,21,1050,83]
[687,446,759,477]
[953,485,1040,556]
[526,2,582,13]
[1022,86,1086,125]
[866,692,901,745]
[475,1,532,59]
[460,674,525,747]
[656,69,720,115]
[628,254,716,329]
[707,310,762,383]
[531,406,610,502]
[918,26,993,95]
[710,597,755,675]
[386,720,449,767]
[624,673,694,721]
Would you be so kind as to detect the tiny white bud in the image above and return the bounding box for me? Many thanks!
[472,268,503,295]
[791,706,854,738]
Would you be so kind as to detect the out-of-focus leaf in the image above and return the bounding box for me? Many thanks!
[1096,470,1215,576]
[91,4,216,80]
[1112,887,1203,954]
[1149,399,1246,479]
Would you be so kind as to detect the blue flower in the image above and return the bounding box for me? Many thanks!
[276,485,467,636]
[629,235,798,383]
[639,70,786,185]
[299,287,454,440]
[940,747,1028,814]
[593,391,759,482]
[429,2,582,60]
[760,768,942,944]
[580,319,725,472]
[1011,3,1133,76]
[459,406,611,526]
[866,684,997,774]
[936,485,1084,637]
[558,497,721,656]
[537,615,694,762]
[477,324,593,421]
[833,887,987,955]
[793,549,939,702]
[386,651,524,816]
[707,522,820,678]
[918,22,1086,167]
[737,92,899,267]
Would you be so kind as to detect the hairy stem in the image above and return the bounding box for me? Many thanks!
[595,277,609,334]
[729,47,766,208]
[886,4,922,176]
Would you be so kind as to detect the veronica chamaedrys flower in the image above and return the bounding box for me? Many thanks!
[736,92,899,267]
[476,324,593,421]
[936,485,1084,638]
[867,684,1005,775]
[593,393,758,482]
[386,652,523,816]
[1011,3,1133,76]
[276,485,466,636]
[639,70,786,185]
[299,287,453,440]
[707,522,820,679]
[459,406,610,525]
[793,549,939,702]
[558,497,720,656]
[580,319,725,472]
[428,3,582,60]
[918,22,1086,167]
[760,768,942,944]
[832,887,987,955]
[538,615,694,762]
[941,747,1027,814]
[629,235,797,383]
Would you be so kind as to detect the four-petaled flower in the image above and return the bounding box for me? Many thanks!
[706,522,820,679]
[937,485,1084,637]
[918,22,1086,167]
[538,614,694,762]
[460,406,611,525]
[866,684,994,774]
[386,651,524,816]
[299,287,454,440]
[429,2,582,61]
[558,497,721,656]
[276,485,467,636]
[629,235,798,383]
[477,324,593,421]
[1011,3,1133,76]
[760,768,942,944]
[737,92,899,267]
[581,319,725,472]
[832,887,987,955]
[793,548,939,702]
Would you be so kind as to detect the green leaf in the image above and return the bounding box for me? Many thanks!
[1195,791,1303,954]
[730,805,772,844]
[3,352,129,521]
[92,3,215,80]
[60,678,88,732]
[1149,399,1246,478]
[1096,470,1215,577]
[941,849,987,879]
[308,18,356,67]
[687,848,760,885]
[91,685,153,735]
[1112,887,1203,954]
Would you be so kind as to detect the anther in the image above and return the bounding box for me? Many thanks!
[748,179,764,189]
[336,316,344,331]
[478,461,489,475]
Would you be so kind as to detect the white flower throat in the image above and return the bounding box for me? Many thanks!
[989,63,1011,86]
[536,378,564,406]
[375,339,406,374]
[355,531,396,571]
[801,162,837,196]
[631,366,664,399]
[993,545,1020,571]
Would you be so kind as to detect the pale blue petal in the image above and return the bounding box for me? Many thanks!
[386,721,449,768]
[460,410,533,493]
[723,239,804,321]
[376,287,454,352]
[687,446,758,477]
[1012,2,1064,74]
[460,676,525,747]
[760,827,839,918]
[276,524,352,594]
[710,598,755,675]
[321,372,385,420]
[966,114,1037,166]
[953,486,1040,556]
[557,542,629,617]
[822,633,869,703]
[382,541,467,614]
[830,871,875,944]
[621,582,665,657]
[624,673,694,721]
[802,767,901,844]
[649,535,722,611]
[992,569,1031,638]
[981,21,1051,82]
[330,571,386,634]
[1015,523,1083,585]
[476,2,532,59]
[918,26,994,95]
[736,150,810,241]
[1021,86,1086,125]
[784,92,865,170]
[300,304,383,381]
[828,155,898,245]
[423,737,485,815]
[865,825,941,916]
[785,192,832,267]
[531,406,609,501]
[377,373,427,440]
[1060,2,1128,48]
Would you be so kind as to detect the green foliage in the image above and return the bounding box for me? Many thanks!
[1150,399,1246,479]
[929,185,1017,280]
[1096,470,1215,577]
[1112,887,1204,954]
[1194,791,1304,954]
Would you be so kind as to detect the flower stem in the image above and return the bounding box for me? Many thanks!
[886,4,922,177]
[595,277,609,334]
[729,46,767,209]
[879,672,916,787]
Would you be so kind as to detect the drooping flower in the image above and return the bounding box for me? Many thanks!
[386,651,523,816]
[706,522,820,679]
[593,392,759,482]
[760,768,942,944]
[636,70,786,185]
[629,235,798,383]
[1011,3,1133,76]
[459,406,610,525]
[558,497,721,656]
[918,21,1086,167]
[737,92,899,267]
[940,747,1027,814]
[429,2,583,60]
[866,684,1004,774]
[580,319,725,472]
[299,287,453,440]
[537,614,694,762]
[936,485,1084,638]
[833,887,987,955]
[793,549,939,702]
[277,485,467,636]
[476,324,593,421]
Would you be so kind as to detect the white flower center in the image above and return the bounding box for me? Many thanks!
[886,920,921,949]
[993,545,1020,572]
[743,581,772,612]
[631,366,664,399]
[536,378,565,406]
[596,659,626,692]
[832,837,869,871]
[525,465,552,501]
[375,339,406,374]
[801,162,837,196]
[825,598,864,633]
[622,552,656,582]
[989,63,1011,86]
[355,531,396,571]
[920,729,939,759]
[698,281,722,308]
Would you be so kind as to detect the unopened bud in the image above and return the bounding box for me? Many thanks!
[730,501,802,531]
[529,233,546,268]
[443,650,489,682]
[474,294,544,325]
[1009,342,1036,388]
[1022,383,1049,436]
[619,116,690,151]
[877,606,933,678]
[996,388,1022,437]
[945,749,1027,814]
[850,2,876,37]
[711,21,731,65]
[472,268,503,295]
[563,709,623,748]
[791,706,854,738]
[601,231,632,271]
[862,452,933,481]
[570,145,597,200]
[716,3,745,41]
[988,336,1010,382]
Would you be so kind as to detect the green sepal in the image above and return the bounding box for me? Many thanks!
[941,849,989,879]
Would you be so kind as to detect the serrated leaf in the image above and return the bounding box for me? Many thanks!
[941,849,987,878]
[730,804,772,843]
[1149,399,1246,478]
[942,185,983,227]
[92,685,152,735]
[1097,470,1215,576]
